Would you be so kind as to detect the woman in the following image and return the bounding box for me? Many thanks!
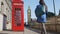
[35,0,48,34]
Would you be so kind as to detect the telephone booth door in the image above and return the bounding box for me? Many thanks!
[12,0,24,31]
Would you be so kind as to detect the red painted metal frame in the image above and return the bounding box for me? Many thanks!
[12,0,24,31]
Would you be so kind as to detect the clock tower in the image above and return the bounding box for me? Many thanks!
[27,6,31,26]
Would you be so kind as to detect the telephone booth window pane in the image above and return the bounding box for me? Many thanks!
[14,8,22,26]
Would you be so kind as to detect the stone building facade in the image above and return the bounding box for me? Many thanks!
[0,0,11,31]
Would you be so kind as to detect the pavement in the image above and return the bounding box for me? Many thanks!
[24,27,60,34]
[24,28,39,34]
[0,28,39,34]
[0,27,60,34]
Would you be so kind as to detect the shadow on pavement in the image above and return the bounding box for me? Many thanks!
[25,26,40,33]
[3,29,12,32]
[0,33,8,34]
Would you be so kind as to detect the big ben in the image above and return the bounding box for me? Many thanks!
[27,6,31,26]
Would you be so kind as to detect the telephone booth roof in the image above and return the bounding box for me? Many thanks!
[12,0,24,4]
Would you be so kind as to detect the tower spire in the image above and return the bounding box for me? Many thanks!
[28,6,30,10]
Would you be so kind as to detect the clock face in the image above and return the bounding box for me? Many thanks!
[28,10,31,13]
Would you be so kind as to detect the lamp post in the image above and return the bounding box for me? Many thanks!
[53,0,57,32]
[53,0,56,14]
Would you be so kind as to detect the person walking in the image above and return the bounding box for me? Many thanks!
[35,0,48,34]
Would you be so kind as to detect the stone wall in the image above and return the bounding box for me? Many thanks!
[31,16,60,32]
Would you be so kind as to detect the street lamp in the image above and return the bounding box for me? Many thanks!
[53,0,56,14]
[53,0,57,32]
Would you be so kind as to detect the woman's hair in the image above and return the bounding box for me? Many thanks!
[39,0,45,5]
[39,0,48,11]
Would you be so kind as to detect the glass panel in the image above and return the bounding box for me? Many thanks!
[14,8,22,26]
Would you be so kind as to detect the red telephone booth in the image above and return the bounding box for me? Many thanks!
[12,0,24,31]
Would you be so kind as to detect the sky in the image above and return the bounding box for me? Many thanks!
[23,0,60,22]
